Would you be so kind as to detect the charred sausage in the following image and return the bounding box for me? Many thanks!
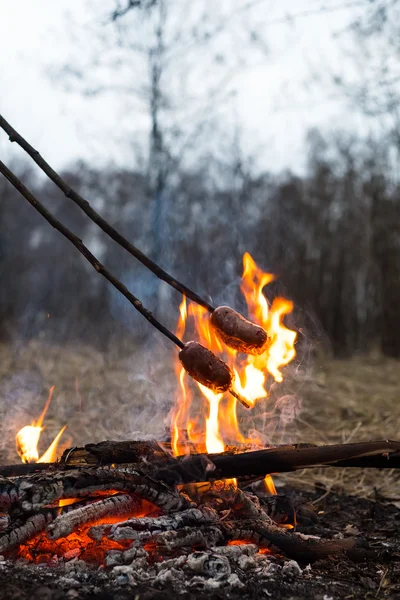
[210,306,268,354]
[179,341,233,393]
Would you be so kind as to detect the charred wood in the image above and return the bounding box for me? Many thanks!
[0,509,56,553]
[152,440,400,484]
[107,506,218,541]
[46,494,140,540]
[16,467,192,512]
[1,441,400,483]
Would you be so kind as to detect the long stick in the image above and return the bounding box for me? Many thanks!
[1,440,399,479]
[0,114,215,313]
[0,159,184,349]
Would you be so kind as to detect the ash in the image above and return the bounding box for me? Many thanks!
[0,549,304,600]
[0,488,398,600]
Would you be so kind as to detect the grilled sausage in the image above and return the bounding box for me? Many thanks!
[210,306,268,355]
[179,341,233,393]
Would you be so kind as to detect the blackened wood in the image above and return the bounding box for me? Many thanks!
[47,494,140,540]
[1,440,400,481]
[0,463,55,478]
[0,510,56,553]
[238,519,358,563]
[152,440,400,484]
[18,467,192,513]
[61,440,173,467]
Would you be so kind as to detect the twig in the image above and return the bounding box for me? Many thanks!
[0,114,215,313]
[0,159,184,350]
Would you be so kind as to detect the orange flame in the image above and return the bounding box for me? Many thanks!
[16,386,66,464]
[171,252,297,468]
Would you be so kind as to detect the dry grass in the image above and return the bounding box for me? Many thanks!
[277,353,400,501]
[0,339,399,500]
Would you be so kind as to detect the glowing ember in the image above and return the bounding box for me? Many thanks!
[15,386,66,464]
[171,252,297,491]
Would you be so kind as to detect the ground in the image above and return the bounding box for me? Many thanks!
[0,487,399,599]
[1,339,399,498]
[0,340,399,598]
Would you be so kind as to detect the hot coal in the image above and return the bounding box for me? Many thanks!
[0,486,398,600]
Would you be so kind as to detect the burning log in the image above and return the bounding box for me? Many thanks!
[225,519,359,563]
[0,467,191,513]
[47,494,140,540]
[151,440,400,484]
[1,440,400,481]
[0,510,56,553]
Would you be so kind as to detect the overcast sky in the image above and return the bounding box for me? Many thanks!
[0,0,368,174]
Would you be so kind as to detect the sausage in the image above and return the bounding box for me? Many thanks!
[210,306,268,355]
[179,341,233,393]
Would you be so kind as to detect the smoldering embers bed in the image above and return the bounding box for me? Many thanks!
[0,486,399,600]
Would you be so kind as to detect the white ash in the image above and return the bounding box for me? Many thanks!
[212,543,258,558]
[108,506,218,541]
[104,547,148,568]
[109,546,303,593]
[282,560,303,578]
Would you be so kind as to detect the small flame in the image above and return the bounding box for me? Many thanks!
[198,383,225,454]
[263,475,277,495]
[16,386,66,464]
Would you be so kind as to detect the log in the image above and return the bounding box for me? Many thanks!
[61,440,172,467]
[1,467,192,513]
[151,440,400,484]
[1,440,400,481]
[0,510,56,553]
[47,494,140,540]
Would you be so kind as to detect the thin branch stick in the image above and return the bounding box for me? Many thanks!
[2,440,399,481]
[0,159,184,350]
[0,114,215,313]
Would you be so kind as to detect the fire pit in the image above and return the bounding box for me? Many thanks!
[0,115,400,599]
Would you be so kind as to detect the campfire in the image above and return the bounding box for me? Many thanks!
[0,113,400,595]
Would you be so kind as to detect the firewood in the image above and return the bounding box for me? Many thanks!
[61,440,172,467]
[47,494,139,540]
[151,440,400,484]
[1,440,400,484]
[15,467,192,513]
[248,519,358,563]
[0,510,56,553]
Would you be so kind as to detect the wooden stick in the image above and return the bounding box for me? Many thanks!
[2,440,400,481]
[0,114,215,313]
[152,440,400,484]
[0,159,184,350]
